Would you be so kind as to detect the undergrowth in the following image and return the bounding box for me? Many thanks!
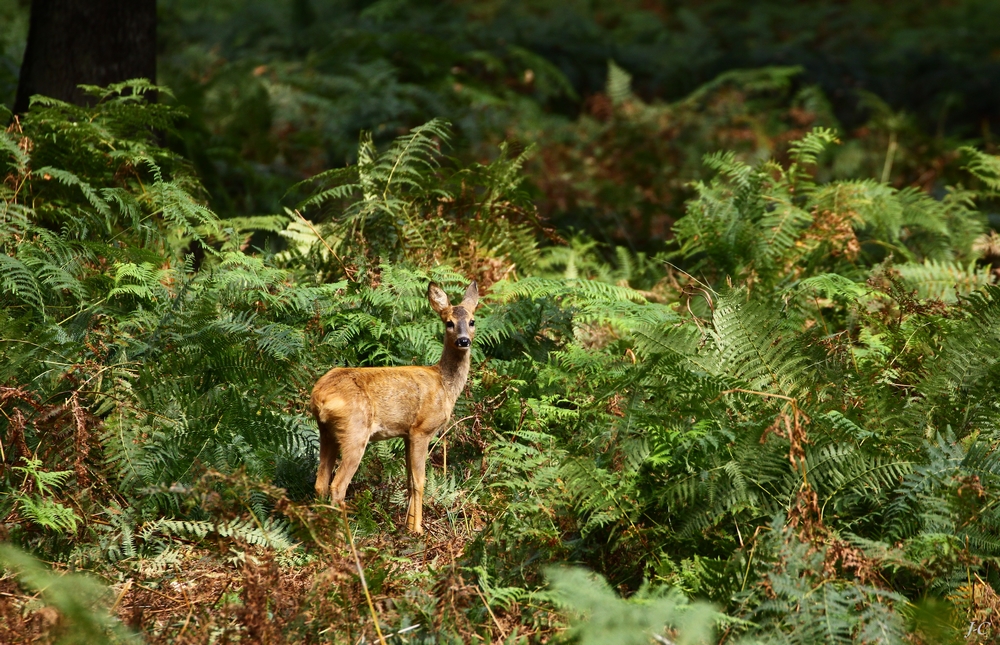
[1,79,999,644]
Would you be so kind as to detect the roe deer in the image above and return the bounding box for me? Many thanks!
[311,281,479,534]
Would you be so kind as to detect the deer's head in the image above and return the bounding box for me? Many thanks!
[428,281,479,350]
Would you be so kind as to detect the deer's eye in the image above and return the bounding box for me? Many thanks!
[446,321,455,329]
[470,320,475,327]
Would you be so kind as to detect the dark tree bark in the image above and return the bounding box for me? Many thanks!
[14,0,156,114]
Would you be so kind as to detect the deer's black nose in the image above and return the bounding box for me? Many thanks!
[456,337,471,348]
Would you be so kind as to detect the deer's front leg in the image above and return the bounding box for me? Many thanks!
[330,430,368,506]
[405,434,431,534]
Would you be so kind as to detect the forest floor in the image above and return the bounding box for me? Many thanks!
[1,499,541,644]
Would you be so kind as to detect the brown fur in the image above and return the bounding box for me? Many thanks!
[311,281,479,534]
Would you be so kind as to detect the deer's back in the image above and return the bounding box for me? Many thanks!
[311,365,452,441]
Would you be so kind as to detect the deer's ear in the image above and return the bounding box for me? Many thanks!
[428,283,451,314]
[461,280,479,310]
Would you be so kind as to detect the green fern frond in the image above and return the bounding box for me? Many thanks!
[18,496,81,533]
[146,517,295,550]
[546,565,718,645]
[795,273,869,300]
[711,290,809,398]
[788,127,839,168]
[108,262,171,302]
[961,146,1000,193]
[895,259,992,301]
[370,118,450,193]
[0,129,30,173]
[0,254,45,312]
[147,174,221,242]
[759,201,812,267]
[296,179,361,211]
[606,60,633,106]
[36,166,112,217]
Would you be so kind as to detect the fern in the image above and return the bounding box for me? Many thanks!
[547,566,719,645]
[108,262,172,302]
[7,460,81,534]
[742,522,908,645]
[961,146,1000,193]
[788,127,839,169]
[291,118,543,274]
[0,545,138,643]
[710,290,810,399]
[918,285,1000,436]
[606,60,634,106]
[145,517,296,550]
[17,496,81,534]
[895,259,992,301]
[673,129,989,291]
[0,254,45,313]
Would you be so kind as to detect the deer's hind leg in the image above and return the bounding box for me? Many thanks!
[314,421,339,499]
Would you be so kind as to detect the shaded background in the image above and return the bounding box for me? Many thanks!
[2,0,999,249]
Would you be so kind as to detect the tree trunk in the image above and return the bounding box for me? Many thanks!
[14,0,156,114]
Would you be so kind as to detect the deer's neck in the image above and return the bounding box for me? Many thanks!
[437,344,471,407]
